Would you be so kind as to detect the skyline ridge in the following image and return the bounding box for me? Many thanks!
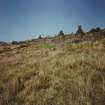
[0,0,105,41]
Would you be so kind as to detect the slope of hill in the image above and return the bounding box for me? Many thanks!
[0,38,105,105]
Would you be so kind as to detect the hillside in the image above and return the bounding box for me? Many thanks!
[0,36,105,105]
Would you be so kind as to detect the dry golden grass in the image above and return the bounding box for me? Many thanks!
[0,39,105,105]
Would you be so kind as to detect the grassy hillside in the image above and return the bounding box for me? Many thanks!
[0,39,105,105]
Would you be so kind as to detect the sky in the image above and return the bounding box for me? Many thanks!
[0,0,105,42]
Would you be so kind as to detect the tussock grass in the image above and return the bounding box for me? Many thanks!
[0,39,105,105]
[41,43,57,50]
